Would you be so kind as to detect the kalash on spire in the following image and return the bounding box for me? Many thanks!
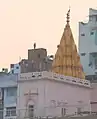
[52,8,85,79]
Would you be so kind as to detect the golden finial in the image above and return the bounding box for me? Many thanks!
[66,7,70,24]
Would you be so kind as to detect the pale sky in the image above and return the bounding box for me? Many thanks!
[0,0,96,69]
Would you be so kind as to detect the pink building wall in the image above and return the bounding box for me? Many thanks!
[44,79,91,116]
[91,83,97,112]
[17,71,91,117]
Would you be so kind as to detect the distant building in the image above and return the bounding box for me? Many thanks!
[79,8,97,113]
[20,57,52,73]
[10,48,53,74]
[28,48,47,61]
[10,63,20,74]
[28,48,53,72]
[79,8,97,77]
[0,74,17,119]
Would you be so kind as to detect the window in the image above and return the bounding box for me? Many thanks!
[96,15,97,21]
[38,54,40,58]
[81,53,86,56]
[6,87,17,97]
[91,101,97,104]
[77,108,81,114]
[90,32,94,35]
[81,33,85,36]
[6,107,16,116]
[89,16,92,21]
[16,66,19,69]
[0,109,3,119]
[0,91,2,98]
[11,64,14,68]
[11,70,14,74]
[28,105,34,118]
[89,62,93,67]
[0,100,3,109]
[61,108,66,116]
[95,30,97,45]
[95,59,97,69]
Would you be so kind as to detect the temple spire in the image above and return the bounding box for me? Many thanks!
[51,9,85,79]
[66,8,70,25]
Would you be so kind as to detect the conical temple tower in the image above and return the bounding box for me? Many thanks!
[52,9,85,79]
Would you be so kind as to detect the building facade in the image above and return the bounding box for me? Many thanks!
[10,63,20,74]
[79,8,97,113]
[10,48,53,74]
[28,48,47,61]
[17,71,91,118]
[0,74,17,119]
[79,8,97,76]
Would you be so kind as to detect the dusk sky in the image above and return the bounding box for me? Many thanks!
[0,0,96,69]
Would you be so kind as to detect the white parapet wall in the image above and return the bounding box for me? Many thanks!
[19,71,90,87]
